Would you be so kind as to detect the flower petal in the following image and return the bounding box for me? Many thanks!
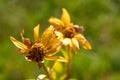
[41,25,55,46]
[34,24,40,43]
[48,17,64,28]
[42,30,63,56]
[73,25,84,33]
[46,42,62,56]
[55,31,64,41]
[10,36,28,51]
[20,29,32,48]
[75,34,92,50]
[45,32,62,54]
[71,38,79,53]
[62,38,72,47]
[45,56,67,62]
[37,74,46,80]
[61,8,71,27]
[25,56,32,61]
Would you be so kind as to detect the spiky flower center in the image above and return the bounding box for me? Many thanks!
[63,27,76,38]
[28,43,47,62]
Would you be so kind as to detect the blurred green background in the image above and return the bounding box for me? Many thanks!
[0,0,120,80]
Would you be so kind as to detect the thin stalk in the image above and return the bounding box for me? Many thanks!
[38,62,52,80]
[65,45,71,80]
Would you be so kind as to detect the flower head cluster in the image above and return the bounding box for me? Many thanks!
[48,8,92,53]
[10,8,92,66]
[10,8,92,80]
[10,25,67,65]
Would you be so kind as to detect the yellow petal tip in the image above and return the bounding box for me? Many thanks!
[34,24,40,30]
[61,8,71,27]
[9,36,28,51]
[83,42,92,50]
[34,24,40,42]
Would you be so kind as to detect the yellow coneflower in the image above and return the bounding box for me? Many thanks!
[10,24,66,66]
[48,8,92,53]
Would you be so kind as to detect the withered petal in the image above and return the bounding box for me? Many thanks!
[61,8,71,27]
[73,25,84,33]
[34,24,40,43]
[20,29,32,48]
[10,36,28,52]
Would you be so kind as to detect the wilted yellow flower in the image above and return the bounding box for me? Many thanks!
[10,24,67,65]
[48,8,92,53]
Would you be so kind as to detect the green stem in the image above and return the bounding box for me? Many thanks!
[65,45,71,80]
[38,62,52,80]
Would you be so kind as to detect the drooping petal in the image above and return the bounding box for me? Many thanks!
[10,36,28,51]
[34,24,40,43]
[71,38,79,53]
[75,34,92,50]
[45,56,67,62]
[61,8,71,27]
[41,25,55,46]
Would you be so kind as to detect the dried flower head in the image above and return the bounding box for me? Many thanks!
[10,24,66,66]
[48,8,92,53]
